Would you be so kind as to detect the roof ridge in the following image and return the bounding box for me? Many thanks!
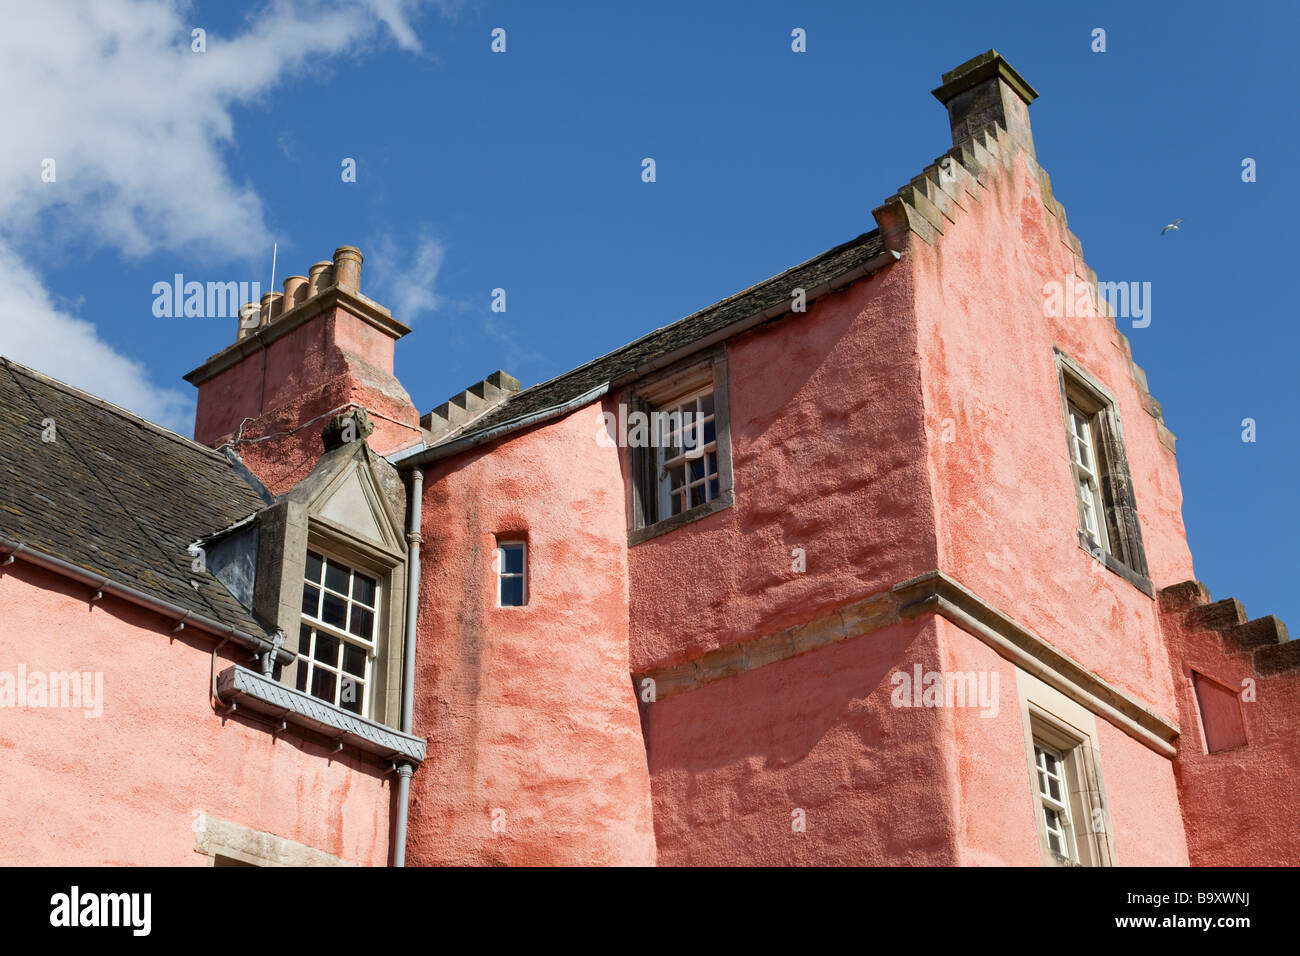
[0,354,224,462]
[497,229,881,403]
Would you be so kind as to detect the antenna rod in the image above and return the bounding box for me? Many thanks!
[269,241,278,315]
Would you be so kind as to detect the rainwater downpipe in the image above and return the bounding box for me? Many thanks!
[391,466,423,867]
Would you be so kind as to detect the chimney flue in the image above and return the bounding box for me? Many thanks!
[932,50,1038,159]
[333,245,363,292]
[236,301,261,342]
[283,275,308,313]
[307,261,334,298]
[260,291,284,325]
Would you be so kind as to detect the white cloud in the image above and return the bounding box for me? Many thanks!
[0,241,193,431]
[366,232,448,321]
[0,0,452,434]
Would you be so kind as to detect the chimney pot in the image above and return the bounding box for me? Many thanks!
[932,50,1038,158]
[260,291,284,325]
[283,275,308,313]
[236,301,261,342]
[333,245,363,292]
[307,261,334,298]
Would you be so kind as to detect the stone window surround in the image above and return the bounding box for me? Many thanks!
[1016,668,1117,868]
[193,813,357,867]
[255,500,407,730]
[625,345,736,545]
[1052,348,1153,598]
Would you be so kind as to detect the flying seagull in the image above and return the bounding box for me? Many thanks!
[1161,218,1183,235]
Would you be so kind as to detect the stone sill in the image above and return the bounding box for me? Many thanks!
[629,488,734,546]
[216,664,426,765]
[1077,532,1155,598]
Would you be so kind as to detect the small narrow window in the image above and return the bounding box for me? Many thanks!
[496,542,527,607]
[297,549,378,716]
[1068,402,1110,554]
[1055,353,1150,590]
[1033,741,1078,862]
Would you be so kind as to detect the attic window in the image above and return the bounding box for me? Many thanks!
[1054,350,1152,595]
[297,550,379,715]
[626,347,735,544]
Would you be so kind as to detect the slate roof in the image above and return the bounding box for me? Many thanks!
[0,357,274,639]
[441,228,886,445]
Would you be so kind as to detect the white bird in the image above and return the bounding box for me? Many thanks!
[1161,218,1183,235]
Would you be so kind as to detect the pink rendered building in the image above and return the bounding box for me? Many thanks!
[1,51,1295,867]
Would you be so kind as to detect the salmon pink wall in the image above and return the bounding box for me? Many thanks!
[1094,719,1191,866]
[933,616,1189,866]
[1159,601,1300,865]
[0,562,392,866]
[644,618,959,865]
[628,263,936,674]
[406,401,656,865]
[935,618,1041,866]
[909,146,1191,724]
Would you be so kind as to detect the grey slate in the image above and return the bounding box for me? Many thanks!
[0,356,275,640]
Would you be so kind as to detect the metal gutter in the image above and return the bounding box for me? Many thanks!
[390,382,611,470]
[0,532,292,666]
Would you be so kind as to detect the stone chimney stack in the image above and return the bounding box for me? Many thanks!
[186,244,420,495]
[932,50,1038,159]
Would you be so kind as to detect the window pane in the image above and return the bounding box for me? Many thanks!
[305,551,323,583]
[501,545,524,575]
[349,606,375,640]
[310,668,337,703]
[340,683,364,715]
[343,643,367,677]
[314,631,340,666]
[321,592,347,629]
[324,560,350,596]
[295,661,309,692]
[689,458,705,482]
[500,576,525,607]
[301,584,320,617]
[352,572,377,607]
[708,477,720,500]
[700,392,714,417]
[1048,776,1061,802]
[667,464,685,492]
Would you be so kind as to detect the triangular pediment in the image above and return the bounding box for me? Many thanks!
[285,443,405,555]
[317,470,389,545]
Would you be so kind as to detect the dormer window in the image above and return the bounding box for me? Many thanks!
[297,550,379,716]
[625,346,735,544]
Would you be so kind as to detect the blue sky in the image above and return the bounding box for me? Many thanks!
[1,0,1296,627]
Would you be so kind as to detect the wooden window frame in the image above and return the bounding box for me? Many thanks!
[279,521,403,728]
[625,346,735,545]
[295,548,380,719]
[496,540,528,608]
[1053,349,1153,597]
[1015,668,1117,868]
